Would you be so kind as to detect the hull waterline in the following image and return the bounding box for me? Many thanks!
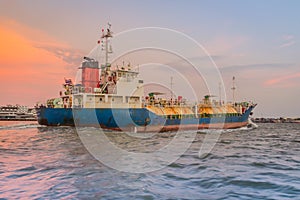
[37,105,255,132]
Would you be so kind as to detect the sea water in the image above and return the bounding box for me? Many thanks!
[0,121,299,199]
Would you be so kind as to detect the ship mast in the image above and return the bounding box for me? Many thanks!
[219,82,222,104]
[98,23,113,93]
[101,23,113,67]
[231,76,236,104]
[170,76,174,100]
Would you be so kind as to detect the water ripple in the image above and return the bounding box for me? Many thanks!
[0,123,299,199]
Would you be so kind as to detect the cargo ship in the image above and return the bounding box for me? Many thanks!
[36,25,256,132]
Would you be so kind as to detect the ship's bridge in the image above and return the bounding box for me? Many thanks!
[113,67,144,97]
[116,68,139,82]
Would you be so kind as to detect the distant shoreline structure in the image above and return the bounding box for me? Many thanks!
[0,118,36,121]
[252,117,300,123]
[0,104,37,121]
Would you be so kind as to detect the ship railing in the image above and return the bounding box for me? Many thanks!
[144,100,190,108]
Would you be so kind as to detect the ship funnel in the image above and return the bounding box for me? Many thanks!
[81,57,99,91]
[83,56,94,61]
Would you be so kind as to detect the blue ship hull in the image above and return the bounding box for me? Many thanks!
[37,105,255,132]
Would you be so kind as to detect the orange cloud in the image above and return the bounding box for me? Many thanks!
[0,19,79,106]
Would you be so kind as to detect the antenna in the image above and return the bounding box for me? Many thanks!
[219,82,222,104]
[231,76,236,104]
[170,76,174,100]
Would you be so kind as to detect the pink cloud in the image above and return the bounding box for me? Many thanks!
[205,35,248,55]
[264,73,300,87]
[282,34,294,41]
[279,34,296,48]
[279,40,296,48]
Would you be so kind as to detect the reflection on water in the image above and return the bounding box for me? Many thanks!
[0,122,299,199]
[104,131,177,153]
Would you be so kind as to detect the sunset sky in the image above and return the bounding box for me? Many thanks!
[0,0,299,117]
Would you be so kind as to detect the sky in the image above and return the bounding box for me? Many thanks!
[0,0,299,117]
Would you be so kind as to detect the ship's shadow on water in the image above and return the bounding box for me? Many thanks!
[0,123,300,199]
